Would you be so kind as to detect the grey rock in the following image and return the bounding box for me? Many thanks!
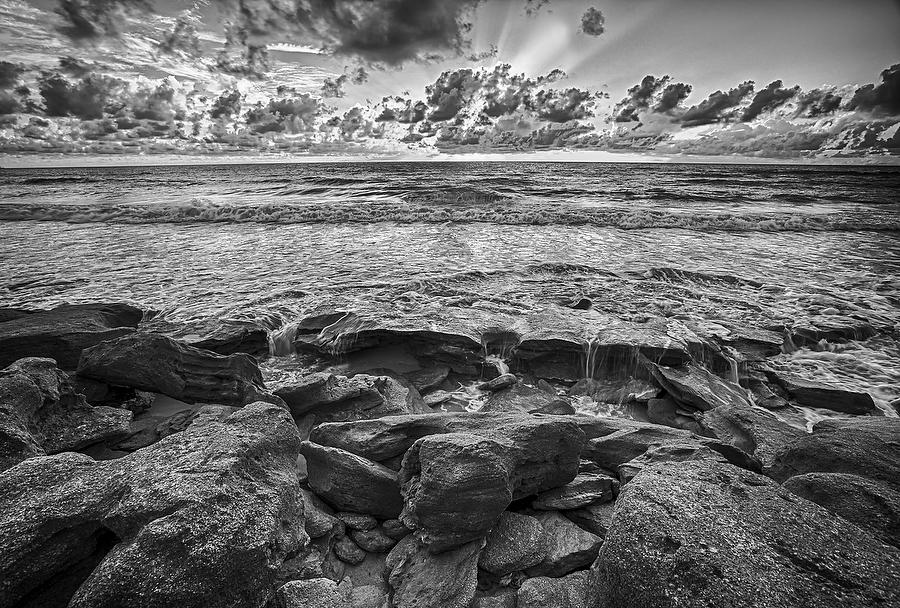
[646,395,705,434]
[404,366,451,393]
[532,472,618,510]
[699,403,803,471]
[480,383,573,415]
[473,588,517,608]
[301,441,404,518]
[765,371,880,415]
[526,511,602,577]
[478,373,517,392]
[479,511,546,575]
[273,578,351,608]
[351,527,397,553]
[334,536,366,565]
[302,489,343,539]
[517,571,593,608]
[564,501,616,538]
[386,535,483,608]
[77,332,274,406]
[382,518,411,540]
[336,512,378,531]
[651,362,752,412]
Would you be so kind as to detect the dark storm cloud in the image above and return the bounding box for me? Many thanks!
[321,67,368,98]
[580,7,605,36]
[159,18,201,55]
[847,63,900,116]
[0,62,26,89]
[613,75,670,122]
[678,81,755,127]
[0,92,22,115]
[531,88,595,122]
[655,82,692,113]
[37,71,125,119]
[425,68,479,121]
[222,0,480,65]
[56,0,148,39]
[795,89,842,118]
[741,80,799,121]
[215,26,270,78]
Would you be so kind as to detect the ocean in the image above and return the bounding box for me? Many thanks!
[1,162,899,418]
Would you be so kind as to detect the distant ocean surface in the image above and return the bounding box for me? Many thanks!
[1,162,899,412]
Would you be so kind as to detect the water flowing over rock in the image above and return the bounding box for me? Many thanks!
[77,333,275,406]
[386,536,483,608]
[765,370,880,415]
[0,402,306,608]
[0,357,131,471]
[275,372,430,422]
[786,315,877,346]
[651,362,752,412]
[593,456,900,608]
[300,441,404,518]
[0,303,144,369]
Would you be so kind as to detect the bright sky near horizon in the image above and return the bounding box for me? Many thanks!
[1,0,898,163]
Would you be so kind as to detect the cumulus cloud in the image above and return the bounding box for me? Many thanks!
[612,75,692,122]
[741,80,799,121]
[0,62,25,90]
[321,67,369,98]
[795,88,842,118]
[55,0,148,39]
[847,63,900,116]
[580,7,605,36]
[215,25,270,78]
[655,82,692,113]
[159,17,201,55]
[678,81,755,127]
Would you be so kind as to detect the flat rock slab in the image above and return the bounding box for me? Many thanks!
[765,371,879,415]
[479,384,573,415]
[0,303,143,369]
[301,441,404,518]
[78,332,272,406]
[532,472,618,510]
[594,457,900,608]
[699,403,804,471]
[0,402,306,608]
[651,362,752,412]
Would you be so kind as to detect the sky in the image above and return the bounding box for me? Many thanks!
[0,0,898,164]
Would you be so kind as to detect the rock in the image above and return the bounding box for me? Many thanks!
[594,456,900,608]
[0,358,132,471]
[767,417,900,486]
[618,442,732,484]
[349,585,388,608]
[275,373,429,422]
[764,371,879,415]
[145,317,271,357]
[404,366,450,393]
[301,441,404,518]
[473,588,517,608]
[77,333,273,407]
[386,535,483,608]
[115,405,238,452]
[0,402,306,608]
[517,570,593,608]
[699,404,803,471]
[424,390,453,407]
[0,307,32,323]
[351,527,397,553]
[564,501,616,538]
[532,472,618,510]
[334,536,367,565]
[273,578,351,608]
[478,511,546,575]
[74,377,154,411]
[651,362,752,412]
[382,519,411,540]
[478,373,517,392]
[787,315,877,346]
[302,489,343,539]
[783,473,900,549]
[525,511,602,577]
[0,303,144,369]
[480,383,574,415]
[646,396,705,434]
[398,416,584,552]
[336,512,378,531]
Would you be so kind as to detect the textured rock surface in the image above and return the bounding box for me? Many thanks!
[115,404,238,452]
[301,441,404,518]
[1,357,132,471]
[478,511,546,575]
[0,402,307,608]
[334,536,366,565]
[479,383,573,415]
[351,527,397,553]
[275,372,430,421]
[651,362,752,412]
[594,457,900,608]
[766,371,880,414]
[398,417,583,551]
[0,303,143,369]
[273,578,351,608]
[699,403,803,470]
[78,332,273,406]
[518,570,593,608]
[526,511,603,577]
[565,501,616,538]
[386,536,482,608]
[532,472,618,510]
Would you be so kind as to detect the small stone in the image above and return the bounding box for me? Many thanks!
[478,373,517,392]
[334,536,366,565]
[351,527,397,553]
[382,518,411,540]
[479,511,547,575]
[337,512,378,531]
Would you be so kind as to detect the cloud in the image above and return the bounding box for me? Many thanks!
[580,7,605,36]
[0,62,26,90]
[795,88,842,118]
[244,92,326,134]
[159,17,201,55]
[678,81,755,127]
[37,71,125,120]
[215,25,270,78]
[321,67,369,98]
[847,63,900,116]
[655,82,693,113]
[613,75,670,122]
[55,0,148,39]
[741,80,799,121]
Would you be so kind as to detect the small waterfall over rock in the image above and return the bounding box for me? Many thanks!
[268,322,299,356]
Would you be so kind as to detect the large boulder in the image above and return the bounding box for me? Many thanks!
[0,358,131,471]
[386,535,483,608]
[764,371,880,415]
[651,362,752,412]
[0,402,307,608]
[274,373,430,422]
[525,511,602,577]
[0,303,144,369]
[77,333,274,406]
[144,317,272,357]
[300,441,404,518]
[479,383,573,415]
[398,417,584,552]
[479,511,546,575]
[593,456,900,608]
[698,403,803,471]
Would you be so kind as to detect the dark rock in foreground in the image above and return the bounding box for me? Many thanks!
[594,456,900,607]
[0,402,306,608]
[386,535,482,608]
[0,303,144,369]
[765,370,880,415]
[0,358,131,472]
[77,333,274,406]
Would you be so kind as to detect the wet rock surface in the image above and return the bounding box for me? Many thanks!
[0,303,144,369]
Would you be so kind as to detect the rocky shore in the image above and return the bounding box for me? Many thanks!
[0,302,897,608]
